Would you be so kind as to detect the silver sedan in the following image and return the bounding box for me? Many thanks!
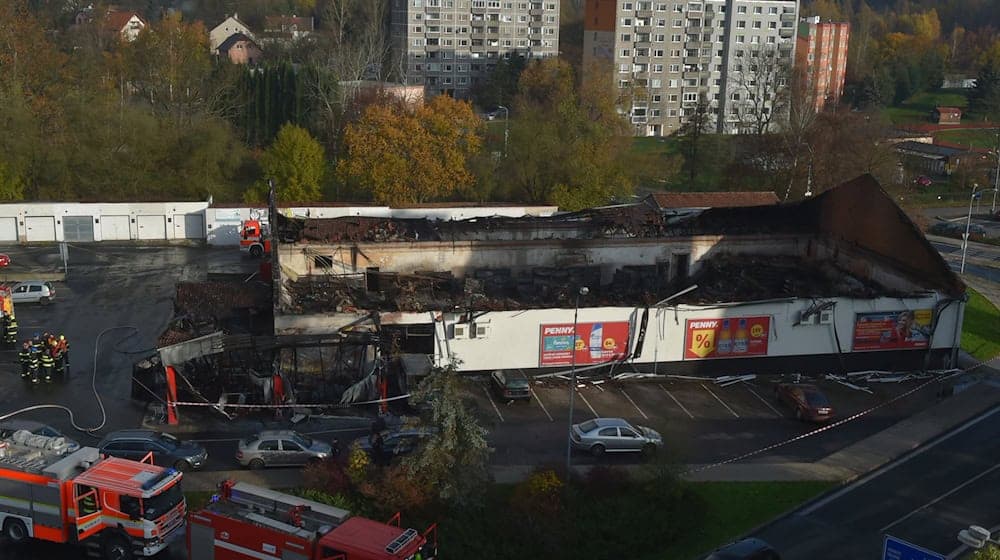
[570,417,663,457]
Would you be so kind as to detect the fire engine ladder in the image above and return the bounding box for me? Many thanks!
[227,482,351,534]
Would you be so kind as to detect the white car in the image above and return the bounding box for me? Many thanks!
[11,281,56,304]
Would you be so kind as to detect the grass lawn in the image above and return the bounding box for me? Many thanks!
[649,481,836,560]
[631,134,736,192]
[935,128,1000,150]
[884,89,970,125]
[962,288,1000,362]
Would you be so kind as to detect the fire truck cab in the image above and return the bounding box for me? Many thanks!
[0,431,185,560]
[188,481,437,560]
[239,213,271,258]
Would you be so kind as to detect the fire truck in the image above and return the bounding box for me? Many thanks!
[188,481,438,560]
[0,430,185,560]
[239,211,271,257]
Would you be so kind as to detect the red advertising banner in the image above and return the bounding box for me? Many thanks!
[852,310,932,351]
[684,316,771,360]
[539,322,631,367]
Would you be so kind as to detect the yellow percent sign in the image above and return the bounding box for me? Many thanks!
[689,328,716,358]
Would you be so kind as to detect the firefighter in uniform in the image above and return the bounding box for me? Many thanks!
[39,347,55,383]
[58,334,69,371]
[30,333,43,353]
[18,341,31,379]
[27,347,40,384]
[52,339,65,378]
[4,313,17,344]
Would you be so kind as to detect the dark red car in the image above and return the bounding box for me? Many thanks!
[0,254,10,267]
[775,383,833,422]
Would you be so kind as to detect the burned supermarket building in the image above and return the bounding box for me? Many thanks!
[272,175,967,378]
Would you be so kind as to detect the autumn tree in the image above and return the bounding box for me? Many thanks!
[973,545,1000,560]
[405,364,490,505]
[338,96,483,205]
[500,59,634,209]
[255,124,326,203]
[677,94,713,182]
[728,45,792,136]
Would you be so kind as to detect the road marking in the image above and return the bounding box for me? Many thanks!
[879,462,1000,533]
[482,384,505,423]
[801,406,1000,516]
[702,384,739,418]
[620,388,648,419]
[577,389,599,418]
[659,384,694,419]
[529,386,553,422]
[745,384,782,417]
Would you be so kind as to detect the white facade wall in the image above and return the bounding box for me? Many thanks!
[275,293,961,372]
[0,202,208,243]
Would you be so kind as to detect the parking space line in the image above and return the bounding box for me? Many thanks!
[659,384,695,419]
[702,384,739,418]
[745,384,782,417]
[576,389,599,418]
[482,384,505,423]
[529,386,554,422]
[620,388,648,419]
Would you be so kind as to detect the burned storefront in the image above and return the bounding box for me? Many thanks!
[272,175,966,378]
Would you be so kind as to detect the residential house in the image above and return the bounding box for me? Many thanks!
[217,33,263,65]
[262,15,315,45]
[941,75,976,89]
[106,10,147,42]
[339,81,425,107]
[931,106,962,125]
[210,13,255,52]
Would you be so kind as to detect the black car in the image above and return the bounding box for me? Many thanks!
[705,538,781,560]
[490,370,531,401]
[352,427,436,464]
[98,429,208,471]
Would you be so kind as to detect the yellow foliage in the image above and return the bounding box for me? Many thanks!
[346,443,371,483]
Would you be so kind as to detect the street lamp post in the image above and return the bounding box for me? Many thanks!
[961,187,1000,274]
[565,286,589,475]
[497,105,510,158]
[992,128,1000,213]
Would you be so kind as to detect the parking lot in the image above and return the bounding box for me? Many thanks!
[468,372,944,467]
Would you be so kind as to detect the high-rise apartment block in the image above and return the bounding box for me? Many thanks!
[796,16,849,113]
[583,0,799,135]
[391,0,561,99]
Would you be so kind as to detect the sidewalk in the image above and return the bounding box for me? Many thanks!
[184,377,1000,490]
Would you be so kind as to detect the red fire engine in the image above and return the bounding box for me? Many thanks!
[188,481,438,560]
[0,430,186,560]
[239,212,271,257]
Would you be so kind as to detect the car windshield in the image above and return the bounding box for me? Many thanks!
[508,378,529,388]
[578,420,599,433]
[292,434,313,448]
[141,483,183,520]
[804,391,830,407]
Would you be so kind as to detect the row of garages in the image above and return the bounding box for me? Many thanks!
[1,213,205,243]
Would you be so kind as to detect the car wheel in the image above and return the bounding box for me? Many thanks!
[249,245,263,258]
[39,297,50,306]
[4,518,28,544]
[248,458,265,470]
[173,459,191,472]
[102,532,133,560]
[590,444,605,457]
[306,457,323,466]
[641,444,656,458]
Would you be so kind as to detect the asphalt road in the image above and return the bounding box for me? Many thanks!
[756,405,1000,559]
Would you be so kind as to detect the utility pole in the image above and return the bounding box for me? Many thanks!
[565,286,588,475]
[992,128,999,214]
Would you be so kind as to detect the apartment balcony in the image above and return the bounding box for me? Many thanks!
[636,9,653,18]
[684,41,706,51]
[635,25,652,34]
[779,28,794,38]
[780,12,796,22]
[529,8,543,16]
[683,56,702,65]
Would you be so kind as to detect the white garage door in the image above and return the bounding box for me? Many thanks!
[0,217,16,242]
[137,215,166,240]
[173,213,205,239]
[100,215,131,241]
[25,216,56,242]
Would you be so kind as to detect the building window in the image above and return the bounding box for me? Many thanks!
[737,6,746,13]
[753,21,761,28]
[736,20,745,28]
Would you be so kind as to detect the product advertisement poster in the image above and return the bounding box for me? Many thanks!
[852,310,932,351]
[538,322,631,367]
[684,316,771,359]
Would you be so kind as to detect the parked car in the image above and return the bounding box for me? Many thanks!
[490,370,531,401]
[929,221,986,240]
[913,175,932,187]
[353,427,436,464]
[484,110,498,121]
[570,417,663,457]
[705,538,781,560]
[10,281,55,304]
[98,429,207,471]
[775,383,834,422]
[0,254,10,267]
[237,430,333,469]
[0,420,80,453]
